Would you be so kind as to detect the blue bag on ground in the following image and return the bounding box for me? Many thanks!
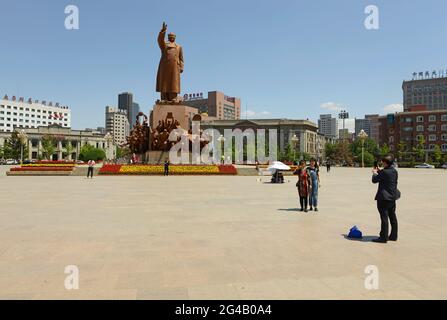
[348,226,363,239]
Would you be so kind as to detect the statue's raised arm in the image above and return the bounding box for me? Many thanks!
[158,22,167,49]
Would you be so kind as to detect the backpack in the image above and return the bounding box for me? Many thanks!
[348,226,363,239]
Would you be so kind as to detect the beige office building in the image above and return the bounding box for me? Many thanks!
[183,91,241,120]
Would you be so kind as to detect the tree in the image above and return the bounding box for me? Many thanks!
[432,145,442,164]
[116,146,130,159]
[397,141,407,162]
[2,131,29,160]
[79,144,106,161]
[379,144,391,158]
[41,134,56,160]
[413,137,426,162]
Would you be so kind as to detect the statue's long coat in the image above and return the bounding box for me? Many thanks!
[156,31,184,94]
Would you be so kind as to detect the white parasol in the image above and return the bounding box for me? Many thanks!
[267,161,291,173]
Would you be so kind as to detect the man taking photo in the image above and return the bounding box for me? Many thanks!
[372,155,400,244]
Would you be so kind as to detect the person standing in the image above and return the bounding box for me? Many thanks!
[164,160,170,176]
[326,161,331,173]
[87,159,95,179]
[294,160,310,212]
[372,155,400,244]
[308,158,320,212]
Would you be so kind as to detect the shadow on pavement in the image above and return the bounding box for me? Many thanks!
[342,234,378,242]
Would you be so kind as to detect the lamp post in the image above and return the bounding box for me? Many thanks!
[217,134,226,164]
[17,129,28,165]
[358,129,368,168]
[291,134,299,163]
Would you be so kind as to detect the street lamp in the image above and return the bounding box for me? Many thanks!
[358,129,368,168]
[291,134,299,163]
[17,129,28,165]
[217,134,226,164]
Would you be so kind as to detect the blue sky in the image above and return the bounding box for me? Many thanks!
[1,0,446,129]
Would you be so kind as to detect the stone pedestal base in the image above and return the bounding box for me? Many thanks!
[151,103,199,131]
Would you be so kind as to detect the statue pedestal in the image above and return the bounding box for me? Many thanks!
[151,103,199,131]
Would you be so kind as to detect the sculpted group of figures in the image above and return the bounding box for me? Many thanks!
[151,115,181,151]
[126,112,209,154]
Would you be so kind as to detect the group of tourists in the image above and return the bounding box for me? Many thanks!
[292,155,400,244]
[294,158,320,212]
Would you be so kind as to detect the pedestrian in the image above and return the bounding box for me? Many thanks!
[294,160,310,212]
[308,158,320,212]
[87,159,95,178]
[164,160,170,176]
[326,161,331,173]
[372,155,400,244]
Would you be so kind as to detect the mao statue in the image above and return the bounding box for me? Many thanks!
[156,22,184,103]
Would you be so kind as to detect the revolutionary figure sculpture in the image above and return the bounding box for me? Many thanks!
[156,22,184,103]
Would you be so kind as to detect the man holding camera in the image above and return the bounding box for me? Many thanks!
[372,155,400,244]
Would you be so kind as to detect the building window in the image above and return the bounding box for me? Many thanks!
[416,116,424,122]
[416,125,424,132]
[416,134,425,141]
[442,144,447,152]
[428,125,436,132]
[429,135,437,142]
[429,115,437,122]
[442,125,447,131]
[442,134,447,141]
[429,144,436,150]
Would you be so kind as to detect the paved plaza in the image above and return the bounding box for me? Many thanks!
[0,167,446,300]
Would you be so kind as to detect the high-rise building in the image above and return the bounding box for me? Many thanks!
[318,114,338,138]
[105,106,130,146]
[118,92,138,125]
[403,74,447,111]
[355,114,380,141]
[182,91,241,120]
[129,102,140,126]
[0,95,71,132]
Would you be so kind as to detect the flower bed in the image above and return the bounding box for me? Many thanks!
[22,163,76,167]
[11,167,74,172]
[99,164,238,175]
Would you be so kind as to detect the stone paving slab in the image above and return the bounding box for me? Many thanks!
[0,168,446,299]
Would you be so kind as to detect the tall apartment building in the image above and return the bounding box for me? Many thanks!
[0,95,71,132]
[318,114,338,138]
[118,92,140,125]
[378,106,447,153]
[403,75,447,111]
[105,106,130,146]
[182,91,241,120]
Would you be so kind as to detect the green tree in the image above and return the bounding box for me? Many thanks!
[79,144,106,161]
[397,141,407,162]
[432,145,442,164]
[413,137,426,162]
[2,131,29,161]
[41,134,56,160]
[379,144,391,158]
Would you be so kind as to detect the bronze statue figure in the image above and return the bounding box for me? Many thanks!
[156,22,184,103]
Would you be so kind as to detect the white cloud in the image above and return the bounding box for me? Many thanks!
[383,103,403,114]
[242,110,271,118]
[320,102,344,112]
